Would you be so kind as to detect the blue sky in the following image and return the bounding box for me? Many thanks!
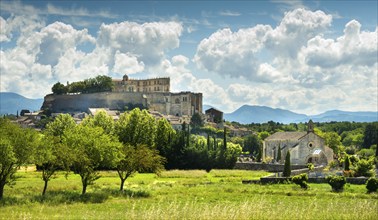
[0,0,377,114]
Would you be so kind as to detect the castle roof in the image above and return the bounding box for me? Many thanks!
[265,132,307,141]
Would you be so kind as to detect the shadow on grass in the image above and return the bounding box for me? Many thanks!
[0,188,151,206]
[102,188,151,198]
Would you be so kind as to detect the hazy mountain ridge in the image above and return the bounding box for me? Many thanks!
[0,92,44,115]
[205,105,377,124]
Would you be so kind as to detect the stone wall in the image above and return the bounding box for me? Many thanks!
[234,162,307,172]
[42,91,203,117]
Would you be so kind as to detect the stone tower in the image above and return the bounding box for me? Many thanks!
[308,119,314,133]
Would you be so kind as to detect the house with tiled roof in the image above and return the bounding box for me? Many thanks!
[263,120,334,165]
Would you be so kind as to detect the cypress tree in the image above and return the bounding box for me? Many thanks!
[277,146,281,162]
[283,151,291,177]
[207,133,210,151]
[344,155,350,171]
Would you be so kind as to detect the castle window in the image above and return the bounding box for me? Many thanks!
[183,97,187,102]
[175,98,180,104]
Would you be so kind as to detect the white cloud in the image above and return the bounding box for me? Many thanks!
[113,51,145,76]
[97,21,183,66]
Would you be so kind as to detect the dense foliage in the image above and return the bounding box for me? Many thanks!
[292,173,309,189]
[283,151,291,177]
[52,75,113,95]
[326,175,347,192]
[366,177,378,193]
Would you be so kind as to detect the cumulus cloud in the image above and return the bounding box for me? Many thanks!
[194,8,332,81]
[113,51,145,75]
[97,21,183,66]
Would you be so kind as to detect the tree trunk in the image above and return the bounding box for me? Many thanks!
[0,181,5,200]
[42,180,48,196]
[82,183,87,195]
[120,178,126,191]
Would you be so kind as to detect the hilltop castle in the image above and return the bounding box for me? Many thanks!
[42,75,202,118]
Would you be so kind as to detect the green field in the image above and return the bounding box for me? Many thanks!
[1,168,377,220]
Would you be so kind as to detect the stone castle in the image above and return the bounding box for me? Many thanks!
[42,75,202,118]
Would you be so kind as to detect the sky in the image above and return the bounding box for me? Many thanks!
[0,0,377,114]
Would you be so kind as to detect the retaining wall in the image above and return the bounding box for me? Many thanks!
[234,162,307,172]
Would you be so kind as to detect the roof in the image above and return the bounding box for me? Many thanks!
[205,107,223,114]
[265,132,307,141]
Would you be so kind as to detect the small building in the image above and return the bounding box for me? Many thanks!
[205,108,223,123]
[263,120,334,165]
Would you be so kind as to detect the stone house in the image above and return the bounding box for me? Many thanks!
[263,120,334,165]
[205,107,223,123]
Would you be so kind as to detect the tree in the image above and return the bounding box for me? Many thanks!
[0,119,38,199]
[344,155,350,171]
[34,114,76,196]
[190,113,203,128]
[363,123,378,149]
[116,108,157,147]
[155,118,175,155]
[277,146,282,162]
[283,151,291,177]
[116,144,165,191]
[258,131,270,141]
[81,110,115,135]
[243,134,262,156]
[63,125,122,194]
[45,114,76,138]
[323,132,342,154]
[51,82,67,95]
[34,134,70,196]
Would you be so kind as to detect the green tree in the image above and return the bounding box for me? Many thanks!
[243,134,262,156]
[283,151,291,177]
[81,110,115,135]
[363,123,378,149]
[51,82,67,95]
[323,132,342,154]
[190,113,203,128]
[344,155,350,171]
[34,134,71,196]
[116,108,157,147]
[277,146,282,162]
[155,118,175,155]
[0,119,38,199]
[258,131,270,141]
[45,114,76,138]
[116,144,165,191]
[63,125,122,194]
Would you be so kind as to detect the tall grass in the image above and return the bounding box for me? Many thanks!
[0,169,377,219]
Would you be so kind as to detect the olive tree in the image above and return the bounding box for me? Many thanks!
[63,125,122,194]
[116,144,165,191]
[0,119,38,199]
[34,114,76,196]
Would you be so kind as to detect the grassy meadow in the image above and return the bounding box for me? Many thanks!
[1,168,377,220]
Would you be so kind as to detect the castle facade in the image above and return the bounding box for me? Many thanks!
[112,75,170,93]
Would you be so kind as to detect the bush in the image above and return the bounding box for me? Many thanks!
[354,158,375,177]
[292,173,309,189]
[307,163,314,171]
[326,175,346,192]
[366,177,378,193]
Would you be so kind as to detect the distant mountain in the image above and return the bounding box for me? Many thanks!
[0,92,44,115]
[224,105,378,124]
[307,110,378,123]
[224,105,307,124]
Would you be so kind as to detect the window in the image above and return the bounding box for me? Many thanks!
[175,98,180,104]
[183,97,187,102]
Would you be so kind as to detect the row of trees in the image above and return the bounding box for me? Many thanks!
[52,75,114,95]
[0,108,242,199]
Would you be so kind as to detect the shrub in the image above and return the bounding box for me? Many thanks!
[326,175,346,192]
[354,158,375,177]
[292,173,309,189]
[307,163,314,171]
[366,177,378,193]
